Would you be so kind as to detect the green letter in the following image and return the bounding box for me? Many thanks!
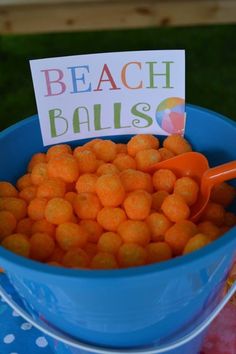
[73,106,90,133]
[94,104,111,130]
[49,108,68,137]
[114,103,131,129]
[146,61,174,89]
[131,103,152,128]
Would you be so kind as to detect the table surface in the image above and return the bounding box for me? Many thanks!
[0,276,236,354]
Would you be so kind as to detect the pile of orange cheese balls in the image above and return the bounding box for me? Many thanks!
[0,134,235,270]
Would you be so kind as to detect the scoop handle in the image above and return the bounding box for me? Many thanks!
[201,161,236,195]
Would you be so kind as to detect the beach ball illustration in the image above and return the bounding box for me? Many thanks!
[156,97,185,134]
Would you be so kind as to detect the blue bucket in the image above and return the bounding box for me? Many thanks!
[0,272,235,354]
[0,104,236,354]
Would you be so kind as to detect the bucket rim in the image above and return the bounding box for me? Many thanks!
[0,103,236,280]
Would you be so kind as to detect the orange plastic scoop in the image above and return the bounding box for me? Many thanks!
[148,152,236,222]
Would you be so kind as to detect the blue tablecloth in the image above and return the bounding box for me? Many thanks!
[0,275,53,354]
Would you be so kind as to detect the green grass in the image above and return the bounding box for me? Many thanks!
[1,24,236,130]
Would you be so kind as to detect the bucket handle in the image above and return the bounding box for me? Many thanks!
[0,279,235,354]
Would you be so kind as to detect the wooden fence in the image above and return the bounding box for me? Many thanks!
[0,0,236,34]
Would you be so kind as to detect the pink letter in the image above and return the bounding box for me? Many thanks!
[41,69,66,96]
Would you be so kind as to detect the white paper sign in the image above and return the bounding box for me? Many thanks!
[30,50,185,146]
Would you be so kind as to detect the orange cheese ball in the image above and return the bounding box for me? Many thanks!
[30,232,55,261]
[116,143,127,154]
[164,220,198,255]
[64,191,78,205]
[163,135,192,155]
[118,220,151,246]
[153,169,177,193]
[146,242,172,264]
[16,218,33,237]
[0,181,18,197]
[174,177,199,206]
[123,190,152,220]
[83,138,102,151]
[95,159,105,169]
[73,145,92,154]
[127,134,159,157]
[97,232,123,254]
[83,242,98,259]
[210,182,236,207]
[19,186,37,203]
[0,197,27,221]
[158,148,175,161]
[16,173,32,191]
[0,211,17,240]
[37,178,66,199]
[161,194,190,222]
[120,169,153,193]
[31,162,48,186]
[90,252,118,270]
[27,152,47,172]
[28,198,48,221]
[146,212,172,242]
[201,202,226,226]
[97,207,127,231]
[31,219,56,238]
[47,154,79,183]
[75,174,98,194]
[1,233,30,257]
[113,153,136,171]
[135,149,161,171]
[45,198,73,225]
[96,174,125,207]
[80,220,104,243]
[183,233,210,254]
[74,193,102,220]
[92,140,117,162]
[117,243,147,268]
[96,163,119,176]
[197,221,220,241]
[224,212,236,227]
[47,246,65,263]
[151,190,169,212]
[62,248,90,268]
[46,144,72,161]
[74,149,97,174]
[56,222,88,251]
[84,138,103,149]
